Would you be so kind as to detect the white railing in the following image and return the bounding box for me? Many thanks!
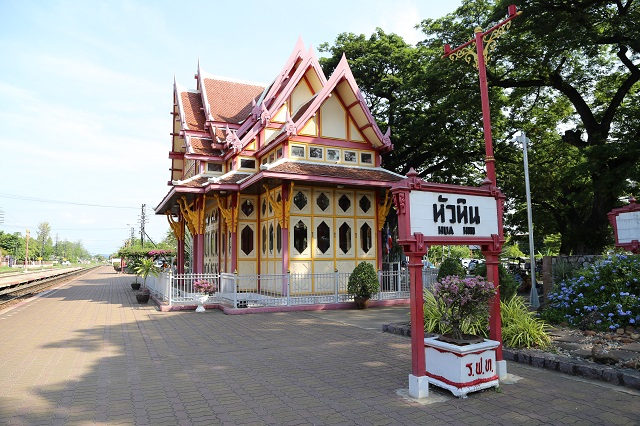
[422,268,439,291]
[144,267,439,309]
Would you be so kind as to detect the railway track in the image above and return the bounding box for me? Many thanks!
[0,266,100,309]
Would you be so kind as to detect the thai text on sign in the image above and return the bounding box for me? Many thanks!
[409,191,499,239]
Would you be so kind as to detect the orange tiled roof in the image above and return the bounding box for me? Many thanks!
[204,78,265,124]
[214,172,253,185]
[180,91,206,131]
[179,176,209,188]
[268,162,404,183]
[189,138,218,156]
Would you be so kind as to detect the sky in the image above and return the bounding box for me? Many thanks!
[0,0,462,256]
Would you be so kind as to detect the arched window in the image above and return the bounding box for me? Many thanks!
[360,222,372,253]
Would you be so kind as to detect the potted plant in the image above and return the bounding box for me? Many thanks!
[347,262,380,309]
[424,274,500,397]
[136,288,151,304]
[131,273,141,291]
[433,275,496,343]
[133,258,159,304]
[192,279,217,312]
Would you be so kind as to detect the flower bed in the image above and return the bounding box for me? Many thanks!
[542,254,640,331]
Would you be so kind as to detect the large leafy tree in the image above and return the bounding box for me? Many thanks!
[320,0,640,254]
[422,0,640,254]
[0,231,24,260]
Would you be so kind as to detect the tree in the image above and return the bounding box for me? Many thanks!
[0,231,24,260]
[320,0,640,254]
[160,228,178,251]
[36,222,52,259]
[419,0,640,253]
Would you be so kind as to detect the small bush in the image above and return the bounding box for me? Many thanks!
[475,263,519,302]
[423,289,488,338]
[552,259,576,283]
[501,296,551,349]
[436,257,466,281]
[347,262,379,298]
[541,254,640,331]
[424,290,552,347]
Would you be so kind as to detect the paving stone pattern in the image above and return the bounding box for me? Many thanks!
[0,266,638,425]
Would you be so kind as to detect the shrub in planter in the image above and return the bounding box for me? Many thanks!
[424,289,551,347]
[423,289,489,338]
[347,262,380,308]
[134,258,159,288]
[433,275,496,341]
[436,257,466,281]
[136,288,151,304]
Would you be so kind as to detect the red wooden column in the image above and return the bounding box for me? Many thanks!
[393,186,429,398]
[281,182,291,295]
[483,247,503,359]
[192,195,207,274]
[230,193,238,273]
[406,241,427,375]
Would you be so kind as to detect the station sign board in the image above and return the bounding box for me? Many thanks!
[608,198,640,253]
[410,191,499,239]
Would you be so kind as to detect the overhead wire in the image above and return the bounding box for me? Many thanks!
[0,192,139,209]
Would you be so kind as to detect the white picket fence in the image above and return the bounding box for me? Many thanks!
[144,267,439,309]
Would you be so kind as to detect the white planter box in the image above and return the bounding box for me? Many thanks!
[424,337,499,398]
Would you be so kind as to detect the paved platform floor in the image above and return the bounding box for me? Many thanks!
[1,266,638,425]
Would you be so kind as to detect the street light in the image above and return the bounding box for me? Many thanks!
[517,132,540,307]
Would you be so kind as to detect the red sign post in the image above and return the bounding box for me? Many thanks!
[397,5,522,398]
[443,4,522,187]
[392,171,506,398]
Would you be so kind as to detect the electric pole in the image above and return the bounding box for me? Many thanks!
[139,204,148,248]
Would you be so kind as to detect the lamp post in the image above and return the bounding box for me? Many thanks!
[443,4,522,186]
[517,132,540,307]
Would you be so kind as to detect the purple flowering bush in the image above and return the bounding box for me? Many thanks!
[433,275,497,340]
[542,254,640,331]
[193,280,217,294]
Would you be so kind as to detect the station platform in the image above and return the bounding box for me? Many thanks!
[0,266,638,425]
[0,267,83,289]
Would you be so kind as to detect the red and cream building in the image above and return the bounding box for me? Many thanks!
[155,38,403,281]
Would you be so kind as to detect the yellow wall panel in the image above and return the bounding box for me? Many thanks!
[291,83,313,115]
[320,95,346,140]
[299,117,317,136]
[349,119,364,142]
[272,104,287,123]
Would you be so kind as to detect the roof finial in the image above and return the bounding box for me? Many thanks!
[285,109,297,136]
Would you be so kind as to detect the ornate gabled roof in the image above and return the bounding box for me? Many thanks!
[158,39,399,215]
[178,90,206,132]
[291,54,392,152]
[202,76,265,124]
[262,46,327,120]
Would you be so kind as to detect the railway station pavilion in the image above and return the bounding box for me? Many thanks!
[154,38,405,293]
